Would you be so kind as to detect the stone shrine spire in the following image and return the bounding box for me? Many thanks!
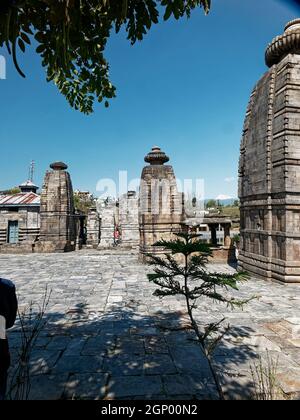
[37,161,76,252]
[239,19,300,283]
[139,147,185,260]
[266,18,300,67]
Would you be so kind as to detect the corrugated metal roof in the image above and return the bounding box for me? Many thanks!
[0,193,40,206]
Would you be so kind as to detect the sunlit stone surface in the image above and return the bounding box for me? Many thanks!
[2,250,300,400]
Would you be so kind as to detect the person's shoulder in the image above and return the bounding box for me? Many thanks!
[0,278,15,290]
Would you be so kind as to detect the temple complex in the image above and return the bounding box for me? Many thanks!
[239,19,300,283]
[139,147,185,259]
[0,148,236,260]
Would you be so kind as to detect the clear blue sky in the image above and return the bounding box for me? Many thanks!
[0,0,298,199]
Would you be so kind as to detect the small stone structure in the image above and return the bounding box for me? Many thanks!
[97,198,118,249]
[86,207,100,248]
[185,216,238,262]
[37,162,76,253]
[0,181,40,253]
[0,163,84,254]
[239,19,300,283]
[139,146,185,258]
[86,192,139,250]
[119,191,139,249]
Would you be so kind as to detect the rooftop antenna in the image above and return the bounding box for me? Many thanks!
[28,160,35,182]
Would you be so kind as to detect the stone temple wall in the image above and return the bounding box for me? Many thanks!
[119,191,139,249]
[98,200,118,249]
[239,19,300,283]
[86,207,100,248]
[0,207,40,253]
[0,208,40,245]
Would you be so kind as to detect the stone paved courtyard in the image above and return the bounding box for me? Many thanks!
[1,249,300,400]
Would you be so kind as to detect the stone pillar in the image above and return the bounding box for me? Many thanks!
[139,146,185,259]
[37,162,76,253]
[209,224,218,247]
[222,223,232,248]
[86,207,100,248]
[119,191,139,249]
[98,199,117,249]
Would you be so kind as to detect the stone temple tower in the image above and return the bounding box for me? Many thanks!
[139,146,185,259]
[37,162,76,252]
[239,19,300,283]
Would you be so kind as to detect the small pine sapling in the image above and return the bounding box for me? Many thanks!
[147,232,251,400]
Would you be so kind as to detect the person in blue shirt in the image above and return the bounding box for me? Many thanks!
[0,278,18,400]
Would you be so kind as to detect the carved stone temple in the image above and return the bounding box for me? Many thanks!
[37,162,76,253]
[239,19,300,283]
[139,146,185,259]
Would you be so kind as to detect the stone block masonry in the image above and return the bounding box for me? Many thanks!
[119,191,139,249]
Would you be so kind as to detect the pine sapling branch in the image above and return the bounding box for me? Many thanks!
[147,232,253,401]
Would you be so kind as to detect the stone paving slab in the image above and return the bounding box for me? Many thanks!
[64,373,109,400]
[1,249,300,400]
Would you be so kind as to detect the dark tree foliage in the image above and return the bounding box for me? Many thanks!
[0,1,211,113]
[147,232,251,399]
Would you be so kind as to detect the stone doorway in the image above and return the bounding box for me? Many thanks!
[7,220,19,244]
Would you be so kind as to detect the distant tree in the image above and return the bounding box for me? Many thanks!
[1,187,21,195]
[217,200,224,208]
[147,233,250,400]
[0,1,211,114]
[232,234,240,246]
[233,199,240,207]
[206,199,217,209]
[73,193,95,214]
[192,197,197,207]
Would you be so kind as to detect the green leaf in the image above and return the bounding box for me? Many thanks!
[36,44,46,54]
[21,32,31,45]
[18,38,25,53]
[0,0,211,113]
[164,4,173,21]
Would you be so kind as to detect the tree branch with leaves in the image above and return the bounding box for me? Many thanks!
[147,232,251,400]
[0,0,211,113]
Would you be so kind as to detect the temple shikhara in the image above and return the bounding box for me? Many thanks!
[239,19,300,283]
[139,146,185,259]
[37,162,76,253]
